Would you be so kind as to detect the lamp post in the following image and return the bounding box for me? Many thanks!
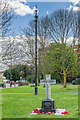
[78,2,80,45]
[34,6,38,95]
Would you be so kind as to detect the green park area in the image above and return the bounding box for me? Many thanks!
[1,1,80,119]
[1,85,79,118]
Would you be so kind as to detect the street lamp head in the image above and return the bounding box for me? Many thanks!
[34,5,38,13]
[34,5,38,22]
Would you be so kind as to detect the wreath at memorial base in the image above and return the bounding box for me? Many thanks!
[30,108,70,115]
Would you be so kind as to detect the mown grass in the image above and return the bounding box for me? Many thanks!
[1,85,79,118]
[0,88,2,119]
[2,85,78,93]
[2,93,78,118]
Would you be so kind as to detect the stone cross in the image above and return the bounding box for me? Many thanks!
[40,75,56,99]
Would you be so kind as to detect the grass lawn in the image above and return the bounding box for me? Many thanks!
[2,84,78,93]
[0,92,2,120]
[1,85,79,118]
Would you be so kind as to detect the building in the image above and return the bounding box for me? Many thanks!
[67,37,80,62]
[73,38,80,62]
[74,45,80,62]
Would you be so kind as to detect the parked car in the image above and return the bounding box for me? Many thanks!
[72,78,80,85]
[16,81,19,84]
[10,81,15,84]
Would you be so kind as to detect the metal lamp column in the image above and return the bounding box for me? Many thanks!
[34,6,38,95]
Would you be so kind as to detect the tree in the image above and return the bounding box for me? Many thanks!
[48,9,74,44]
[43,9,79,86]
[41,43,79,87]
[3,64,30,82]
[0,0,14,72]
[21,9,79,86]
[21,16,50,85]
[1,35,31,67]
[37,16,50,83]
[0,0,14,36]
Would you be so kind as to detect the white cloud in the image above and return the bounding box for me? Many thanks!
[69,0,80,5]
[27,0,69,2]
[66,37,79,46]
[68,5,73,11]
[68,5,80,12]
[68,0,80,11]
[19,0,26,2]
[46,10,49,15]
[73,6,80,11]
[9,0,35,16]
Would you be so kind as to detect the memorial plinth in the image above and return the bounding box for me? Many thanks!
[40,75,56,113]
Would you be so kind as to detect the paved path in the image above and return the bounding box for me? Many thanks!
[0,92,79,95]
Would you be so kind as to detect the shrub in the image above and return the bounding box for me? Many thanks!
[3,64,32,82]
[26,75,35,83]
[18,81,29,86]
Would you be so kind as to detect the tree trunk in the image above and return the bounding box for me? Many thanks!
[61,79,63,85]
[63,70,67,88]
[43,84,45,87]
[43,74,45,88]
[37,77,40,86]
[60,74,63,85]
